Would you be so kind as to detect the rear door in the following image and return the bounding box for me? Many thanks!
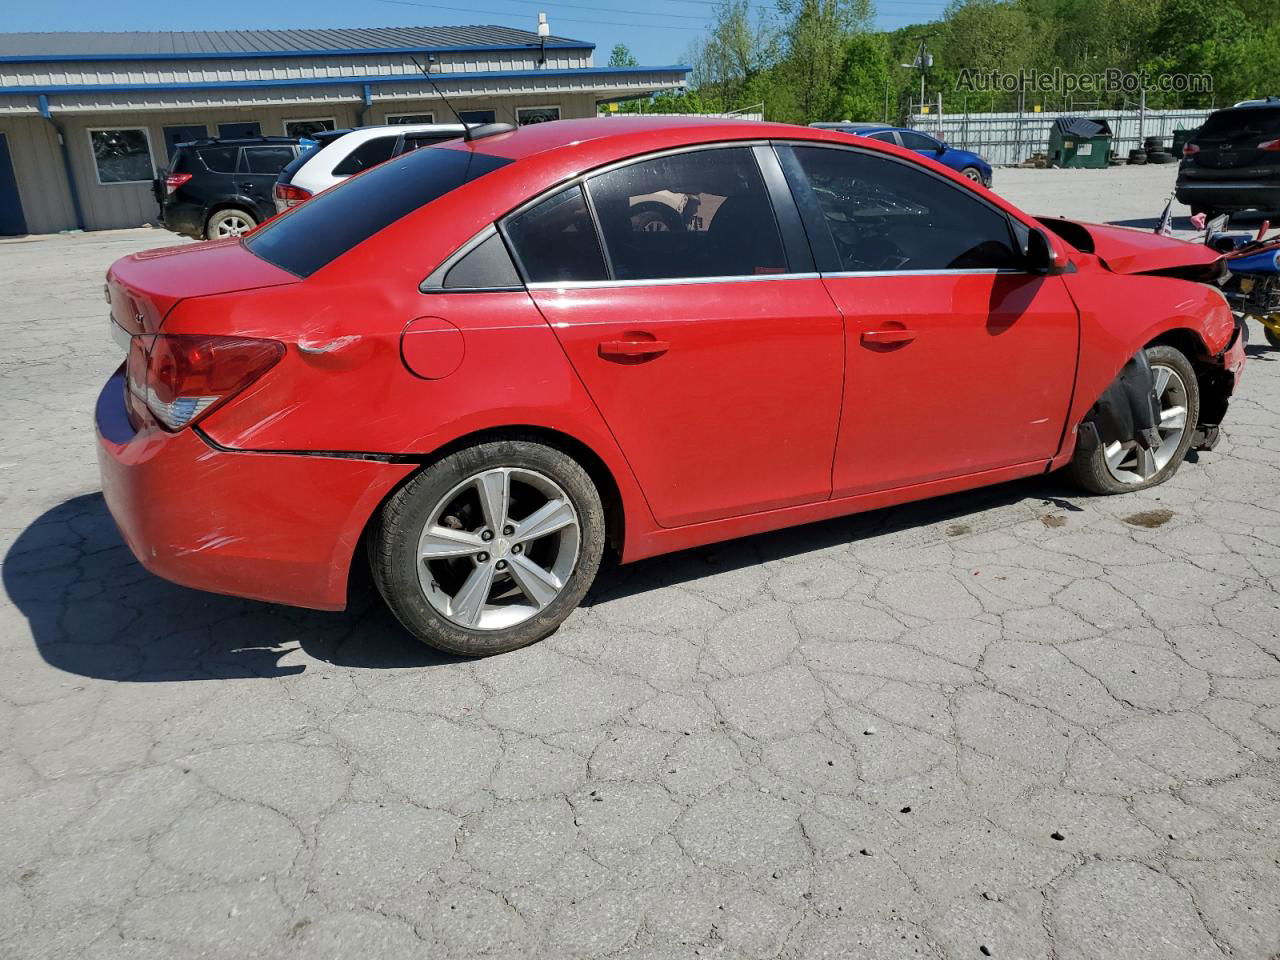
[506,144,846,528]
[777,142,1078,496]
[239,145,298,219]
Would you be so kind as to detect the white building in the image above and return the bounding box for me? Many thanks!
[0,24,688,234]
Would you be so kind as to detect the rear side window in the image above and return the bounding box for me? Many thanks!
[242,145,296,174]
[246,146,512,278]
[585,147,787,281]
[897,131,940,150]
[198,146,239,173]
[789,146,1018,271]
[332,136,399,175]
[504,185,608,283]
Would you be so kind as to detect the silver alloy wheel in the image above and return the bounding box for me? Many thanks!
[1103,363,1190,484]
[962,167,982,181]
[214,214,253,238]
[416,467,580,630]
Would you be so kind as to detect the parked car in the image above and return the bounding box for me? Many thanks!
[274,123,466,213]
[811,121,993,185]
[101,117,1244,656]
[1176,99,1280,219]
[155,137,301,239]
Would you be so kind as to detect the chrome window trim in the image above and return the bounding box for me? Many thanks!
[527,272,821,291]
[820,267,1024,279]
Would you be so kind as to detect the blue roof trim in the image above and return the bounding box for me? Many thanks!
[0,41,595,64]
[0,64,692,97]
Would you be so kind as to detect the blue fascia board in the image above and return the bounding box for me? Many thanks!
[0,41,595,64]
[0,64,692,97]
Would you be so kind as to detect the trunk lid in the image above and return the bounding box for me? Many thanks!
[1186,105,1280,173]
[107,238,299,335]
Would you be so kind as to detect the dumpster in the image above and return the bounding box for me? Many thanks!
[1048,117,1113,169]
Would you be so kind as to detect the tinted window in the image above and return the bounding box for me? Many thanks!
[898,130,940,150]
[198,146,239,173]
[89,129,153,183]
[247,147,512,278]
[504,186,608,284]
[867,132,897,143]
[791,146,1019,272]
[442,233,521,289]
[1197,106,1280,139]
[586,147,786,280]
[243,145,296,174]
[332,136,398,176]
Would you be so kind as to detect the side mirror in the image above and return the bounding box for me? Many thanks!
[1025,228,1066,275]
[935,143,947,155]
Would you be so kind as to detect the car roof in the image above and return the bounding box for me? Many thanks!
[324,123,467,147]
[177,136,299,148]
[809,121,894,132]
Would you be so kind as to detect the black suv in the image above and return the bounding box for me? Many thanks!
[1177,99,1280,219]
[154,137,302,240]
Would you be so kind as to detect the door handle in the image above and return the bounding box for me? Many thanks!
[861,328,916,345]
[598,339,670,359]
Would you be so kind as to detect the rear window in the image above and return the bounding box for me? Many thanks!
[332,135,399,176]
[246,146,512,278]
[1197,107,1280,140]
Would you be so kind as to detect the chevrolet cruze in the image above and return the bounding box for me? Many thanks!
[97,117,1246,656]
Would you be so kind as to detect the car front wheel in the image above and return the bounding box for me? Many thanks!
[1067,345,1200,495]
[960,166,984,182]
[370,439,606,656]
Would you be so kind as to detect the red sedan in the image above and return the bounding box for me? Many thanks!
[97,117,1246,656]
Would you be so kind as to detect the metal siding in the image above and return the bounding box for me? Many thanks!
[0,115,75,232]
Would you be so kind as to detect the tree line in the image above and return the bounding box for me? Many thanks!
[607,0,1280,123]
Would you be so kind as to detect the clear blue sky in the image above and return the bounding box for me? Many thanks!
[9,0,948,72]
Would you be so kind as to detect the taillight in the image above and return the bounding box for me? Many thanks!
[274,182,312,207]
[1259,139,1280,152]
[164,172,193,194]
[126,334,284,431]
[1182,143,1200,157]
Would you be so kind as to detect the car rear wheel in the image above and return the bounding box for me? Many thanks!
[1067,345,1199,495]
[370,439,606,656]
[206,208,257,240]
[960,166,983,182]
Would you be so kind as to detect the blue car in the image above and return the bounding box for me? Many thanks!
[810,122,993,186]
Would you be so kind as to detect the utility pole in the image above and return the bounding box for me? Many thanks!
[901,35,933,120]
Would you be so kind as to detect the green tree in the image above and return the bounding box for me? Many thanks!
[688,0,778,112]
[608,43,640,67]
[774,0,874,122]
[1143,0,1247,106]
[834,32,892,122]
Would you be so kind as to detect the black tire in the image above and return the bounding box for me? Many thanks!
[629,201,683,233]
[205,207,257,240]
[1067,345,1200,495]
[1127,149,1148,165]
[369,438,606,657]
[960,166,984,183]
[1144,137,1165,151]
[1148,151,1176,164]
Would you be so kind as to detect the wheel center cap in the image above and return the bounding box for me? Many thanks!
[494,538,511,558]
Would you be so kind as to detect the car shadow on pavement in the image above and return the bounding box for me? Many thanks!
[4,493,462,681]
[10,475,1075,681]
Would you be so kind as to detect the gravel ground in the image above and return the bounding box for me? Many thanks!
[2,167,1279,960]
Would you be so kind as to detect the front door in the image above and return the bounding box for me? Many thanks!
[504,146,845,528]
[778,143,1078,497]
[0,134,26,236]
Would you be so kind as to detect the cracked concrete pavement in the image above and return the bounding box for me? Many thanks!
[2,165,1280,959]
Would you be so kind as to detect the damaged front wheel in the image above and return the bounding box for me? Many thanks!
[1067,345,1200,494]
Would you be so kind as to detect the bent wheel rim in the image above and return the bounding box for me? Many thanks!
[416,467,580,631]
[1102,363,1190,484]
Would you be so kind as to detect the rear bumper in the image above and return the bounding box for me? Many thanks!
[1176,180,1280,212]
[95,369,415,611]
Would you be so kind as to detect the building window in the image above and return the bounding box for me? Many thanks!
[88,128,154,184]
[517,106,561,126]
[284,118,336,138]
[386,113,434,125]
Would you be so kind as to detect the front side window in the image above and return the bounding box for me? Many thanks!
[284,118,336,138]
[585,147,787,281]
[89,129,153,184]
[242,145,297,175]
[332,136,398,176]
[789,146,1019,272]
[897,130,941,151]
[504,185,608,284]
[247,146,512,278]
